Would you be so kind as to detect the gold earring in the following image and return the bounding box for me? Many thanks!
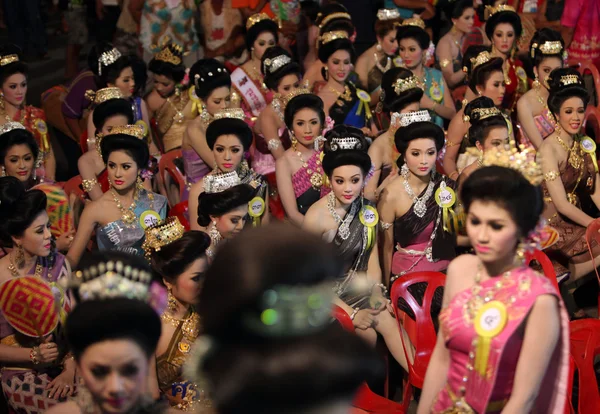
[167,287,178,313]
[291,133,298,151]
[136,176,144,192]
[14,244,25,269]
[514,241,526,266]
[533,75,540,90]
[0,94,4,111]
[1,166,5,177]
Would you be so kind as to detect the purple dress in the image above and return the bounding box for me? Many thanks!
[181,149,210,202]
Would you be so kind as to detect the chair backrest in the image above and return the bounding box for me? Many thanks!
[79,130,88,154]
[168,201,190,231]
[584,218,600,287]
[332,305,355,333]
[524,249,559,291]
[578,60,600,107]
[584,105,600,144]
[159,149,185,206]
[391,271,446,387]
[569,319,600,413]
[63,175,85,202]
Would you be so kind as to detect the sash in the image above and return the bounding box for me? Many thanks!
[231,68,267,118]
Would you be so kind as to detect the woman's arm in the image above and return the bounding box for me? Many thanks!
[443,114,467,180]
[438,78,458,120]
[517,95,544,149]
[188,180,204,231]
[147,356,160,400]
[256,108,286,159]
[302,203,323,236]
[0,344,34,363]
[185,123,215,167]
[355,51,371,91]
[365,140,384,201]
[86,109,96,149]
[501,294,561,413]
[141,101,160,156]
[78,153,103,201]
[589,172,600,211]
[45,148,56,181]
[276,155,306,224]
[66,203,98,268]
[437,39,466,89]
[378,187,396,286]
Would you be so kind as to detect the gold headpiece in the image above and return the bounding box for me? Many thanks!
[282,86,312,109]
[85,87,125,105]
[471,51,492,71]
[318,30,349,46]
[0,121,26,136]
[377,8,401,21]
[0,54,19,66]
[318,12,352,29]
[393,75,424,95]
[401,16,426,30]
[478,142,543,186]
[213,108,245,121]
[98,48,122,76]
[246,13,272,30]
[463,107,502,123]
[530,40,563,58]
[142,217,185,258]
[107,124,145,139]
[152,37,184,65]
[484,4,516,20]
[560,74,581,86]
[204,171,241,194]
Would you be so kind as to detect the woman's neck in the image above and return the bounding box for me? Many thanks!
[493,47,509,61]
[112,184,136,202]
[296,142,315,156]
[326,76,346,91]
[557,123,574,146]
[20,249,38,272]
[481,256,517,278]
[411,63,425,78]
[407,168,431,189]
[333,194,353,212]
[2,101,21,119]
[450,26,465,42]
[170,296,191,318]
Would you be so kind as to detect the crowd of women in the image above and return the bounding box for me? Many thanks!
[0,0,595,412]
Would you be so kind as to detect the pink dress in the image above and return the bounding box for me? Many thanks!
[561,0,600,61]
[433,266,569,413]
[519,108,555,149]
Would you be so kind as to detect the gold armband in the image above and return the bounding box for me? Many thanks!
[440,59,451,69]
[445,140,460,148]
[544,171,559,182]
[81,178,98,193]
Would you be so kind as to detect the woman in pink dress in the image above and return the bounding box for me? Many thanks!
[561,0,600,62]
[418,155,569,413]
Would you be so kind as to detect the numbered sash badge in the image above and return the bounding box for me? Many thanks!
[359,205,379,227]
[435,181,456,208]
[248,197,265,218]
[140,211,161,230]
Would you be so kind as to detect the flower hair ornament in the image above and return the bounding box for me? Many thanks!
[330,137,362,151]
[393,75,424,95]
[142,216,185,259]
[0,121,26,136]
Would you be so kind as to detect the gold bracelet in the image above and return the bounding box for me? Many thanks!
[445,140,460,148]
[544,170,560,182]
[81,178,98,193]
[440,59,451,69]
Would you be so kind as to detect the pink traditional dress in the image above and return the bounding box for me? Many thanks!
[291,150,330,214]
[519,107,556,148]
[433,266,569,413]
[560,0,600,62]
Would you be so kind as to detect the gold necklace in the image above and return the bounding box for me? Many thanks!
[328,84,352,102]
[111,188,138,225]
[161,309,201,341]
[554,127,583,170]
[294,144,323,189]
[8,254,43,279]
[166,96,185,124]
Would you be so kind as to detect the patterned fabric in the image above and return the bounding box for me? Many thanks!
[182,149,210,203]
[2,372,68,413]
[140,0,199,55]
[13,106,50,179]
[561,0,600,61]
[423,67,446,128]
[34,183,74,237]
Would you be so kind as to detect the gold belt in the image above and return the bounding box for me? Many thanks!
[443,385,507,413]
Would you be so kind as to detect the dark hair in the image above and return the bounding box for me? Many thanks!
[465,97,508,146]
[0,176,47,246]
[468,56,503,94]
[189,59,231,101]
[197,224,384,414]
[206,118,253,151]
[374,16,401,39]
[261,46,301,91]
[547,68,589,116]
[101,134,150,169]
[396,25,430,50]
[0,129,40,166]
[99,55,132,88]
[197,184,256,227]
[148,45,186,84]
[284,94,325,130]
[0,44,27,85]
[449,0,475,20]
[88,42,115,76]
[461,166,543,237]
[245,18,279,52]
[92,99,135,132]
[318,37,356,70]
[316,3,355,37]
[381,67,424,113]
[394,121,445,169]
[151,231,210,283]
[475,0,496,21]
[485,9,523,41]
[128,54,148,97]
[462,45,491,79]
[530,28,564,69]
[322,125,371,176]
[301,0,320,25]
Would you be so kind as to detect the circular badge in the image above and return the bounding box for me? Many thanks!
[135,120,149,137]
[430,81,443,102]
[34,119,48,134]
[248,197,265,218]
[581,137,597,153]
[516,66,527,82]
[359,205,379,227]
[139,210,161,230]
[356,89,371,103]
[393,56,404,68]
[474,301,507,338]
[435,181,456,208]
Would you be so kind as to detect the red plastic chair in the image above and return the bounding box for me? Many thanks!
[391,271,446,412]
[168,201,190,231]
[524,249,560,292]
[568,319,600,414]
[578,60,600,108]
[159,149,185,207]
[583,105,600,145]
[331,305,405,413]
[63,175,85,203]
[584,218,600,316]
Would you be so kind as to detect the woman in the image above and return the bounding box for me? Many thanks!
[145,219,211,410]
[230,13,278,126]
[189,110,268,230]
[485,4,528,113]
[396,17,456,128]
[355,8,401,103]
[47,251,166,414]
[436,0,475,90]
[378,118,457,285]
[303,125,409,372]
[366,67,425,201]
[517,28,564,150]
[146,40,192,153]
[418,162,569,413]
[457,96,510,186]
[181,59,232,203]
[190,224,384,414]
[560,0,600,62]
[276,92,330,225]
[443,51,506,180]
[538,68,600,281]
[197,0,245,65]
[0,45,56,181]
[0,176,75,413]
[67,126,167,267]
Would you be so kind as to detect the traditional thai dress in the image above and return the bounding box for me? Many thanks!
[422,67,446,128]
[433,266,569,413]
[291,151,330,214]
[12,106,51,179]
[326,82,372,129]
[502,59,528,114]
[237,161,269,225]
[181,148,211,203]
[560,0,600,61]
[0,253,72,414]
[519,107,555,148]
[96,190,167,256]
[154,92,190,153]
[230,66,273,127]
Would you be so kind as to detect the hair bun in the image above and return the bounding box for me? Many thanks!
[464,96,497,124]
[547,67,584,91]
[323,125,368,154]
[0,176,26,214]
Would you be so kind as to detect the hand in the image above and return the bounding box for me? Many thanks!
[37,342,59,364]
[46,370,75,400]
[420,94,436,110]
[353,309,381,330]
[56,231,75,252]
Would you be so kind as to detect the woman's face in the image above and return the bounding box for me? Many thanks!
[403,138,437,178]
[453,7,475,34]
[153,74,176,98]
[399,102,420,114]
[492,23,516,55]
[1,73,27,107]
[2,144,35,182]
[557,97,585,135]
[112,67,135,98]
[213,134,244,172]
[479,71,505,106]
[213,205,248,239]
[292,108,322,148]
[398,38,423,70]
[99,115,129,137]
[327,50,352,83]
[78,339,150,414]
[107,150,139,191]
[479,126,509,152]
[253,32,277,61]
[378,29,398,56]
[534,56,563,89]
[331,165,364,206]
[276,73,300,95]
[205,86,231,115]
[13,211,52,257]
[466,200,519,265]
[169,257,208,305]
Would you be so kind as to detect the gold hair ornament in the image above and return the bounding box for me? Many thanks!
[281,86,312,109]
[318,12,352,29]
[85,87,125,105]
[530,40,563,59]
[377,8,400,21]
[463,107,502,123]
[152,37,184,65]
[142,217,185,259]
[318,30,349,46]
[393,75,424,95]
[212,108,245,121]
[107,124,145,139]
[473,141,543,186]
[470,51,492,71]
[484,4,516,20]
[0,54,19,66]
[246,13,272,29]
[401,16,426,29]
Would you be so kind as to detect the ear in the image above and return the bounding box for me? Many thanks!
[11,235,22,248]
[475,141,483,152]
[533,66,539,78]
[209,215,218,224]
[163,278,173,290]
